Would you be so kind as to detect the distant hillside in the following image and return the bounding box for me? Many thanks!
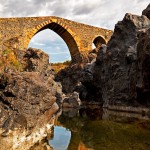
[51,60,71,73]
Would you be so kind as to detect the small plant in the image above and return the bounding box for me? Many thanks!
[0,48,22,71]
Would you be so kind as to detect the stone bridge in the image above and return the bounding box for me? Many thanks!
[0,16,113,63]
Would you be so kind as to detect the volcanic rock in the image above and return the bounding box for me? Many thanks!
[136,28,150,105]
[62,92,81,108]
[93,10,150,107]
[142,3,150,19]
[0,48,62,136]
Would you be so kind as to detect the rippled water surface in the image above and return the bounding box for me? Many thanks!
[48,108,150,150]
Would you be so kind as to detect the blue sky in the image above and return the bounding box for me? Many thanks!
[0,0,149,63]
[49,126,71,150]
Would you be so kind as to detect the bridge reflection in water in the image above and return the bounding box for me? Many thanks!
[49,107,150,150]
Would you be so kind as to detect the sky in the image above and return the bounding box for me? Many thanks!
[0,0,149,62]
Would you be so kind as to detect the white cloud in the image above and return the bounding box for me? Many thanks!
[0,0,149,28]
[47,52,70,55]
[0,3,4,12]
[30,41,45,46]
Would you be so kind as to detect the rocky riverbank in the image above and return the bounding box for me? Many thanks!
[55,4,150,112]
[0,47,63,149]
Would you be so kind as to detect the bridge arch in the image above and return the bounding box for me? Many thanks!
[26,19,80,63]
[1,16,113,64]
[92,36,106,49]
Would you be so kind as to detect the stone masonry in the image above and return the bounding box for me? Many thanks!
[0,16,113,63]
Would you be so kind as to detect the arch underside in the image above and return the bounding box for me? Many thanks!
[31,22,80,63]
[93,36,106,48]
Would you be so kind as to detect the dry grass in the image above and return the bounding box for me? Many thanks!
[0,48,22,71]
[51,60,71,73]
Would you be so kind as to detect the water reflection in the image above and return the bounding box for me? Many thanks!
[49,126,71,150]
[49,107,150,150]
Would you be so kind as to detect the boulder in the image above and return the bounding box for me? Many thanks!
[55,64,84,94]
[0,47,63,136]
[62,92,81,108]
[23,48,49,73]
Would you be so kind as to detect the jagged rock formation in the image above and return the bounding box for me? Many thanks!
[54,47,102,103]
[62,92,81,108]
[142,3,150,19]
[55,64,83,94]
[55,61,100,104]
[0,48,62,137]
[136,28,150,105]
[55,4,150,110]
[91,5,150,108]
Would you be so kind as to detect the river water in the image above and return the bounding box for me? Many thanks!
[49,107,150,150]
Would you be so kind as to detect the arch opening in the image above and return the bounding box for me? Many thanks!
[28,29,71,63]
[27,22,80,63]
[93,36,106,49]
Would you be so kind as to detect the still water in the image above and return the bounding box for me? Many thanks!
[49,126,71,150]
[49,107,150,150]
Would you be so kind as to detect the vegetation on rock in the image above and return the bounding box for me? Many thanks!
[51,60,71,73]
[0,49,22,72]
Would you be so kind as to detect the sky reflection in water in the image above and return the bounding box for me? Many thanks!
[49,126,71,150]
